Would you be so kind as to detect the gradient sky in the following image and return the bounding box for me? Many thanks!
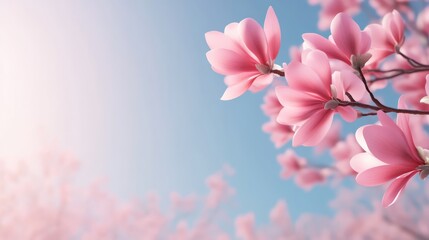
[0,0,388,225]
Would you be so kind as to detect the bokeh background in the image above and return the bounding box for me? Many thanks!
[0,0,375,226]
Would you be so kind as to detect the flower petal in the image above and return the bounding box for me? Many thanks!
[264,6,281,60]
[293,110,334,146]
[239,18,269,64]
[350,152,385,173]
[331,12,361,57]
[356,165,415,186]
[363,124,419,166]
[382,171,417,207]
[221,80,252,100]
[336,106,357,122]
[302,33,349,63]
[206,49,256,75]
[284,61,330,97]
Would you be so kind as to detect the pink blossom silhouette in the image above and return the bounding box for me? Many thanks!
[205,6,281,100]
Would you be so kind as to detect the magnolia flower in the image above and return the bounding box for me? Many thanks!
[365,10,405,64]
[351,107,429,207]
[205,6,281,100]
[303,12,371,69]
[276,50,365,146]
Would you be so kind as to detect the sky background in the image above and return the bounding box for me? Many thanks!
[0,0,389,224]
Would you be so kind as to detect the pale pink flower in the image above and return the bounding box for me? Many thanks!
[261,88,294,148]
[262,119,294,148]
[277,149,306,179]
[365,10,405,64]
[205,6,281,100]
[235,213,257,240]
[315,121,341,153]
[205,172,234,208]
[295,168,327,190]
[369,0,413,19]
[417,6,429,35]
[308,0,362,30]
[261,88,283,117]
[170,192,197,213]
[276,50,365,146]
[350,108,429,207]
[303,12,371,68]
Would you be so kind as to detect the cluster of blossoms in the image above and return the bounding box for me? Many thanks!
[205,1,429,207]
[3,145,429,239]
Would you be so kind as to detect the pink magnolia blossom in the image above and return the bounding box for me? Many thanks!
[205,6,281,100]
[276,50,365,146]
[365,10,405,65]
[308,0,362,30]
[350,108,429,207]
[303,12,371,68]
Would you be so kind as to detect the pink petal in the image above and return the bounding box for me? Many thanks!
[277,105,320,126]
[224,22,241,43]
[239,18,269,64]
[363,124,418,166]
[206,49,255,75]
[331,12,362,57]
[356,165,414,186]
[205,31,246,55]
[221,80,252,100]
[396,99,421,162]
[224,72,259,86]
[302,33,349,63]
[359,31,371,55]
[250,73,273,91]
[284,61,330,97]
[382,171,417,207]
[336,106,357,122]
[301,50,332,90]
[276,86,325,107]
[350,152,385,173]
[264,6,281,60]
[338,70,366,101]
[355,126,370,152]
[293,110,334,146]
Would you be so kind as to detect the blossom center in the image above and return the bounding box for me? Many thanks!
[255,64,271,74]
